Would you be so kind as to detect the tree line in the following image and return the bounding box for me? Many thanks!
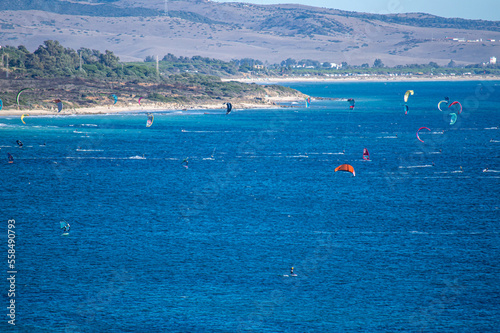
[0,40,158,80]
[1,40,499,81]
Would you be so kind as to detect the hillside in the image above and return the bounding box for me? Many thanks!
[0,75,305,111]
[0,0,499,66]
[0,40,306,111]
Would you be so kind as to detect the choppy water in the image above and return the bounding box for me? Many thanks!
[1,80,499,332]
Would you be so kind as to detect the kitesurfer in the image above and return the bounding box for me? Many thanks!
[225,102,232,115]
[61,221,70,233]
[16,140,23,148]
[290,267,294,275]
[181,158,189,168]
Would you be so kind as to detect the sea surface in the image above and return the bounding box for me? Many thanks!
[1,80,499,332]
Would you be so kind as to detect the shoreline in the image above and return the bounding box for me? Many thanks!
[0,97,298,117]
[2,76,498,116]
[224,75,500,84]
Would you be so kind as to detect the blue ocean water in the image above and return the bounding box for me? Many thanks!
[1,80,499,332]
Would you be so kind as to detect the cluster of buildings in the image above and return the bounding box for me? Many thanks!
[482,56,497,66]
[287,63,343,69]
[445,37,496,43]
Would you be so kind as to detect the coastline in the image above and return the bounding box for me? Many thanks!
[224,75,500,84]
[0,97,299,117]
[2,76,498,117]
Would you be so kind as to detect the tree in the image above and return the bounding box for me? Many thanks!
[100,50,120,68]
[17,45,30,54]
[373,58,384,68]
[447,60,456,68]
[162,53,178,62]
[25,54,43,70]
[281,58,296,67]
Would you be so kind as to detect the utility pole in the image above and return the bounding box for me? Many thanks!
[156,55,159,78]
[79,51,83,71]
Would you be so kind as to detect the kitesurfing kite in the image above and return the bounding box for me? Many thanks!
[347,98,355,109]
[60,220,70,235]
[403,90,413,114]
[16,88,33,107]
[416,127,431,143]
[437,100,449,111]
[110,94,118,105]
[146,113,154,127]
[225,102,232,115]
[335,164,355,176]
[7,153,14,164]
[53,99,63,112]
[404,90,414,103]
[21,114,29,124]
[0,99,3,111]
[363,148,370,161]
[449,113,457,125]
[305,97,311,108]
[448,101,462,114]
[138,96,143,105]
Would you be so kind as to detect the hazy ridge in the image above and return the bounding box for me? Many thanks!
[0,0,499,66]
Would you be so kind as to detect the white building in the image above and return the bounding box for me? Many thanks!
[491,56,497,65]
[324,62,342,69]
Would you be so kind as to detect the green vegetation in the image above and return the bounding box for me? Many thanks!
[0,41,303,110]
[4,0,499,34]
[0,40,158,80]
[347,12,500,32]
[0,40,497,111]
[259,10,352,36]
[2,0,159,17]
[273,59,500,76]
[2,40,499,82]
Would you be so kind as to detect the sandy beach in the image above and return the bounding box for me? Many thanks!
[0,96,302,117]
[2,75,498,117]
[224,75,500,84]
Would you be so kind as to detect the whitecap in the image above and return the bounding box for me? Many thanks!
[398,165,433,169]
[76,149,104,152]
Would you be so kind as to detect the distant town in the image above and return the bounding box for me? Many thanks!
[0,41,499,82]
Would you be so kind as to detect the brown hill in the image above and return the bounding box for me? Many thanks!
[0,0,499,66]
[0,76,306,111]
